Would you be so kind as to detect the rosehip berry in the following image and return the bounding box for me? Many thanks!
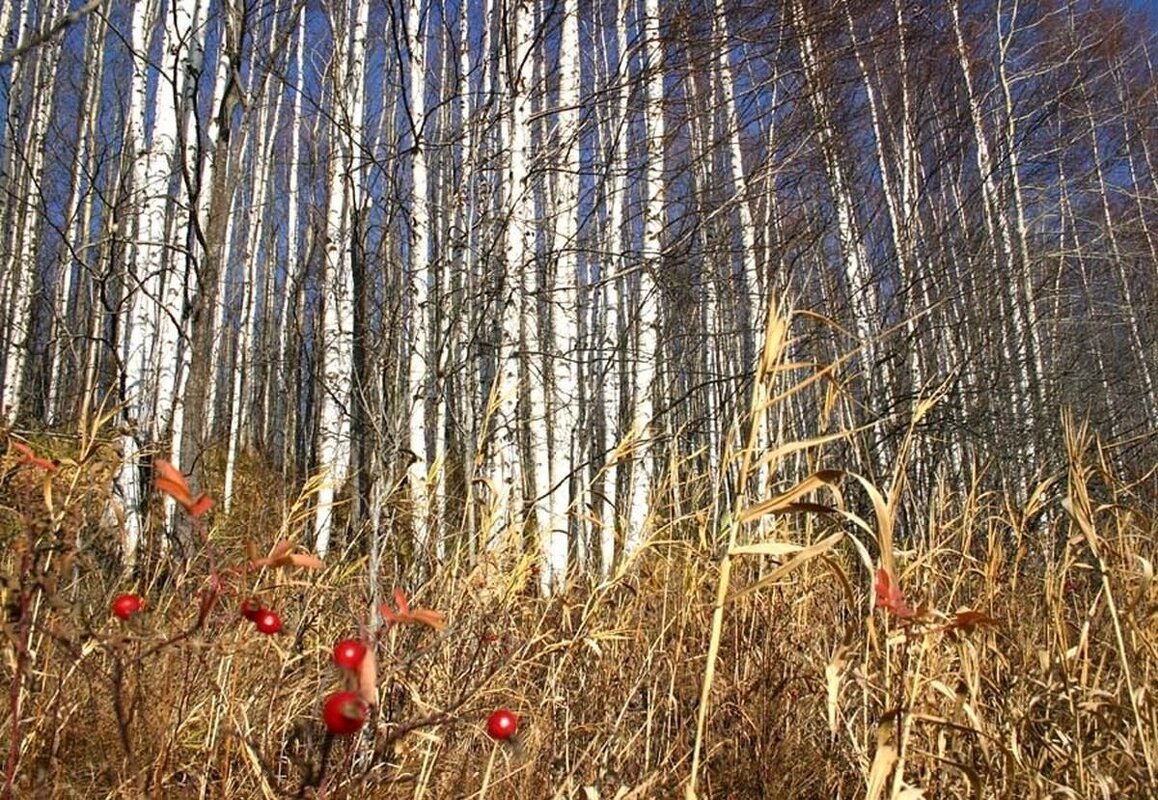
[112,593,144,620]
[486,708,518,741]
[322,690,368,736]
[254,609,282,635]
[332,638,367,670]
[240,598,263,621]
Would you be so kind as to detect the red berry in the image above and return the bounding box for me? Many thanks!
[254,609,282,635]
[332,638,367,670]
[240,598,263,621]
[486,708,518,741]
[322,690,368,736]
[112,593,144,620]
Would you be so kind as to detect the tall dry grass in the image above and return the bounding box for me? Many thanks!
[1,316,1155,798]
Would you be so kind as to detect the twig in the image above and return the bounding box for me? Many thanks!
[0,0,103,66]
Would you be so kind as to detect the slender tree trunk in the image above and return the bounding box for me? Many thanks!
[624,0,664,552]
[314,0,368,557]
[544,0,582,581]
[406,0,434,557]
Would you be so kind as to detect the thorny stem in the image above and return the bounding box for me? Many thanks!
[2,578,32,800]
[111,653,134,759]
[298,731,336,799]
[140,517,221,661]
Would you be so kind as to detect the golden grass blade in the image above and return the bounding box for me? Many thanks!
[865,723,898,800]
[751,433,863,477]
[849,472,896,577]
[728,540,806,557]
[738,469,843,524]
[1062,412,1156,784]
[727,530,844,603]
[826,640,850,734]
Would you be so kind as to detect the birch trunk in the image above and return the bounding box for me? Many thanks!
[314,0,368,557]
[181,2,244,475]
[949,1,1035,464]
[595,0,632,572]
[545,0,582,580]
[489,0,535,545]
[406,0,434,555]
[625,0,664,551]
[0,0,64,419]
[117,0,201,560]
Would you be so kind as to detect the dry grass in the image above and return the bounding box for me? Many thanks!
[1,339,1156,797]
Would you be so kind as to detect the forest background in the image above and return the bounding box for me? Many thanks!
[0,0,1154,572]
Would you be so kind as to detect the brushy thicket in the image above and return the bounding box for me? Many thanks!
[1,404,1155,797]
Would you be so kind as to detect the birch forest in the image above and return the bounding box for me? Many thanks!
[5,0,1158,796]
[0,0,1155,579]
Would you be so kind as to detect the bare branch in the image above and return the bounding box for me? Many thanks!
[0,0,102,66]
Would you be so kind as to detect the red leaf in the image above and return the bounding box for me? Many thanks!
[949,609,998,633]
[13,441,57,471]
[286,552,325,570]
[187,494,215,519]
[153,459,214,518]
[247,539,324,572]
[393,587,410,616]
[380,588,446,632]
[874,568,917,619]
[356,643,379,707]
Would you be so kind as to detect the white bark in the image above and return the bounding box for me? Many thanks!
[712,0,769,498]
[1,0,64,418]
[544,0,582,580]
[625,0,664,551]
[406,0,433,554]
[314,0,368,556]
[117,0,202,558]
[843,0,920,396]
[489,0,535,544]
[201,5,243,438]
[1078,79,1158,420]
[793,0,874,353]
[950,1,1035,458]
[225,24,284,510]
[49,9,109,422]
[995,4,1046,412]
[274,6,308,470]
[595,0,632,572]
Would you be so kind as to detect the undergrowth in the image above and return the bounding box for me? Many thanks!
[1,328,1155,799]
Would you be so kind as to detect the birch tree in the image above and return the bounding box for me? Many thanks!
[624,0,664,548]
[314,0,368,557]
[405,0,434,553]
[0,0,66,418]
[488,0,536,545]
[0,0,1154,571]
[116,0,205,558]
[544,0,583,578]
